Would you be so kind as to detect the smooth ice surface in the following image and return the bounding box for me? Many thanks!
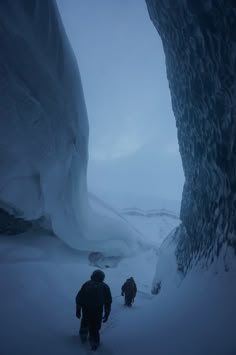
[0,0,138,256]
[0,0,87,246]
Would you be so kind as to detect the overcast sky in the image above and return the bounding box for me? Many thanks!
[57,0,184,204]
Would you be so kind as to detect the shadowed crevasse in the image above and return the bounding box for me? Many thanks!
[146,0,236,271]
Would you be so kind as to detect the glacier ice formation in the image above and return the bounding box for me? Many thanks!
[0,0,138,256]
[146,0,236,271]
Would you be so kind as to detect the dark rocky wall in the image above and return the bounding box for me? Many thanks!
[146,0,236,270]
[0,208,32,235]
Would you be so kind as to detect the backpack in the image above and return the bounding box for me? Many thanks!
[80,280,105,308]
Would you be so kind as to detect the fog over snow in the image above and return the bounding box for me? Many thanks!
[56,0,184,205]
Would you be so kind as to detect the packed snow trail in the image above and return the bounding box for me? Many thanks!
[0,260,155,355]
[0,230,236,355]
[0,231,157,355]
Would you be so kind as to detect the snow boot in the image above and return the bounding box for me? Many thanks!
[91,344,99,351]
[90,341,99,351]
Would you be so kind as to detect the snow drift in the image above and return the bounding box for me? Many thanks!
[0,0,137,256]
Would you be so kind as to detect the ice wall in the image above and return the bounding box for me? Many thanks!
[0,0,137,256]
[146,0,236,271]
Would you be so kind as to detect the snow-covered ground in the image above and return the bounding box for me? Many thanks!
[122,207,180,248]
[0,207,235,355]
[0,249,154,355]
[88,188,181,216]
[0,206,171,355]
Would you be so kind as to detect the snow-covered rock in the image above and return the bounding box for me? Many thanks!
[146,0,236,270]
[0,0,138,256]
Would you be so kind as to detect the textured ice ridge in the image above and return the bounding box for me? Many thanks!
[146,0,236,270]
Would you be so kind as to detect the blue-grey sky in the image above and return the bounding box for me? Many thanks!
[57,0,184,203]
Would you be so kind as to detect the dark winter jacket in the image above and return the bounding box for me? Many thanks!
[76,280,112,317]
[121,278,137,298]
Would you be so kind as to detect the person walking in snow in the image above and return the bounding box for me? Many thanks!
[121,277,137,307]
[75,269,112,351]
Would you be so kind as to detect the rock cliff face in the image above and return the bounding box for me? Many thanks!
[146,0,236,270]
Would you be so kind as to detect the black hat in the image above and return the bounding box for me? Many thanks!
[91,269,105,282]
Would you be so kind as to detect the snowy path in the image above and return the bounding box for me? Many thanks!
[0,232,157,355]
[1,232,236,355]
[0,263,155,355]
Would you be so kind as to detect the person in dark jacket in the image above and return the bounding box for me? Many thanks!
[121,277,137,307]
[76,269,112,351]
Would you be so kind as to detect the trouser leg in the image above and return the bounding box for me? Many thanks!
[79,310,89,342]
[88,311,102,349]
[125,294,133,306]
[125,294,129,305]
[89,326,100,348]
